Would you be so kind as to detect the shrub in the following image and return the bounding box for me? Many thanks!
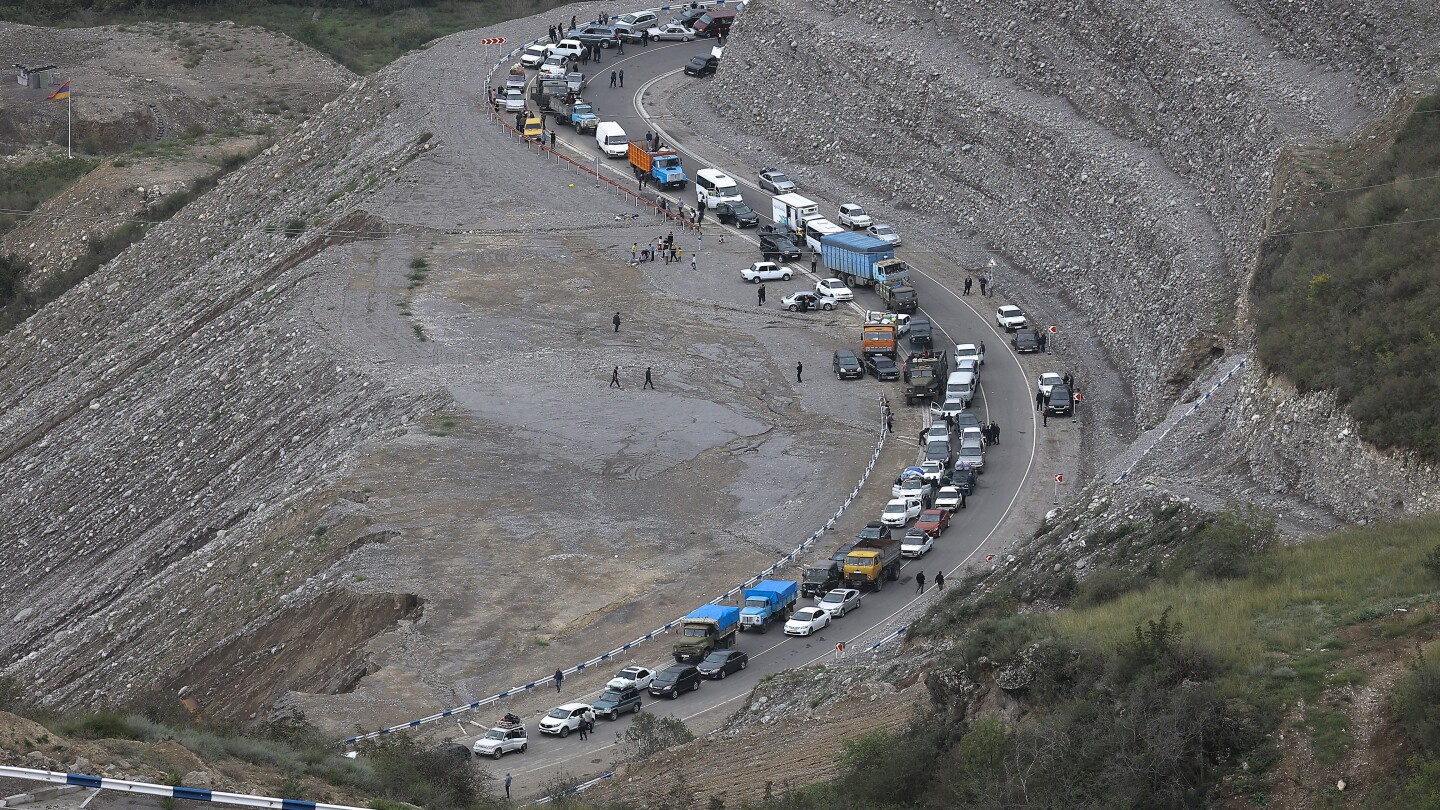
[1073,567,1139,608]
[614,712,694,763]
[1395,653,1440,753]
[1423,545,1440,579]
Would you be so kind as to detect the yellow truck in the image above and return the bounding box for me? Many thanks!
[844,522,902,591]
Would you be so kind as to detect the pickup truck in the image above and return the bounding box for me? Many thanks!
[844,532,903,591]
[628,141,687,189]
[738,580,798,633]
[672,604,740,662]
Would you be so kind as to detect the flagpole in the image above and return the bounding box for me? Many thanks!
[67,90,72,159]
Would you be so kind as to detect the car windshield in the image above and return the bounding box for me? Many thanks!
[849,207,867,217]
[954,413,980,428]
[703,652,730,663]
[874,226,894,235]
[796,609,820,620]
[682,626,707,637]
[599,690,624,702]
[655,671,679,684]
[484,729,505,740]
[547,708,570,719]
[883,503,904,513]
[961,446,982,457]
[769,173,791,184]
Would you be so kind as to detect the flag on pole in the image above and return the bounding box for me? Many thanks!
[47,81,70,101]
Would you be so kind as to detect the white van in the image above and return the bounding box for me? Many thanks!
[695,168,742,208]
[946,371,977,406]
[595,122,627,158]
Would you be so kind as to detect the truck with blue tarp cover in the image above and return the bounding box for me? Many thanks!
[672,604,740,662]
[821,232,912,289]
[738,580,798,633]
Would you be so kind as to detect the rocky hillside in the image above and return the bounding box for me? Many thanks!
[694,0,1440,521]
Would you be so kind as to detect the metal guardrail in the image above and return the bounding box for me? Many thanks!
[344,393,890,745]
[0,766,366,810]
[1113,357,1247,483]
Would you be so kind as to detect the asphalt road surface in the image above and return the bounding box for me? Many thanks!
[489,34,1040,794]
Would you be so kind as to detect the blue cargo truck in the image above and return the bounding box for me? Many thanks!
[738,580,798,633]
[821,232,913,289]
[672,604,740,662]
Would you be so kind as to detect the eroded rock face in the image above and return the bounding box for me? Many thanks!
[699,0,1440,518]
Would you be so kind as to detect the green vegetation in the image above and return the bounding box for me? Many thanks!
[0,146,257,335]
[613,712,695,763]
[1253,94,1440,460]
[0,156,98,236]
[1,0,573,74]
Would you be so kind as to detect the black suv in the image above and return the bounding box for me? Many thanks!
[864,353,900,381]
[1012,330,1041,353]
[858,521,892,543]
[1046,385,1074,416]
[592,685,643,719]
[909,317,933,348]
[833,349,864,379]
[650,664,702,698]
[759,228,802,261]
[684,54,719,77]
[673,7,707,27]
[715,201,759,228]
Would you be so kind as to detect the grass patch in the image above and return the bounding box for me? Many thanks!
[1253,93,1440,460]
[1052,510,1440,670]
[0,156,98,237]
[0,0,576,74]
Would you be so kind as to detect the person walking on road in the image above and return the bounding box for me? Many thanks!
[643,367,654,389]
[690,254,697,271]
[757,283,766,305]
[578,718,589,740]
[613,312,622,332]
[1036,390,1045,411]
[641,29,650,46]
[610,366,622,389]
[505,773,512,800]
[619,69,625,87]
[991,420,1001,445]
[916,570,926,593]
[796,361,803,383]
[886,412,894,433]
[1043,408,1048,427]
[610,71,617,87]
[554,669,565,693]
[936,571,945,590]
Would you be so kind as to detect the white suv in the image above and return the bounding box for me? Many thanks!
[837,203,873,229]
[996,305,1028,331]
[537,703,595,737]
[614,11,658,39]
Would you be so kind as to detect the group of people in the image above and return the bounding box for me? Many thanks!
[962,274,994,297]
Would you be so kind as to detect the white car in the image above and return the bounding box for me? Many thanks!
[646,23,695,41]
[503,90,526,112]
[865,310,911,335]
[780,291,838,311]
[880,497,923,527]
[955,357,981,380]
[932,398,968,419]
[901,528,933,558]
[1038,372,1065,396]
[919,460,946,483]
[539,56,568,78]
[741,261,792,283]
[519,44,550,68]
[837,203,873,229]
[815,278,854,301]
[996,305,1028,331]
[934,486,965,512]
[537,703,595,737]
[867,223,901,246]
[817,588,861,617]
[891,477,931,502]
[472,724,528,759]
[606,666,655,691]
[955,343,985,367]
[784,606,831,636]
[550,39,585,60]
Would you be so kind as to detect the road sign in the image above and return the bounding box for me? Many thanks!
[1048,325,1058,333]
[481,37,507,45]
[1074,392,1083,402]
[985,554,994,562]
[1055,474,1064,483]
